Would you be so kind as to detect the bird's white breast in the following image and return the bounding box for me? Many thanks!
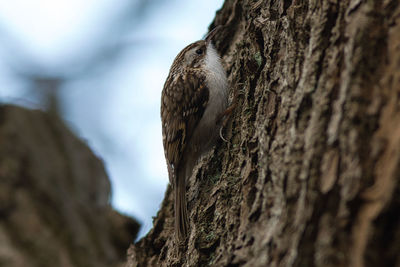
[203,44,228,121]
[190,43,228,152]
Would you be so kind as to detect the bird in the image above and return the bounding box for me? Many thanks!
[161,26,229,241]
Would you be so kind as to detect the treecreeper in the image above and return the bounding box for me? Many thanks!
[160,26,229,242]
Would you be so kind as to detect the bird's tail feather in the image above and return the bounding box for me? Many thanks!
[175,174,188,241]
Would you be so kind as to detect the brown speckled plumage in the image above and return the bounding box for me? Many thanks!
[161,30,228,241]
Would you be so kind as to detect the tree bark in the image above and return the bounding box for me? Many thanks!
[0,105,139,267]
[127,0,400,266]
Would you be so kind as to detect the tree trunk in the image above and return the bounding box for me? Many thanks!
[0,105,139,267]
[127,0,400,266]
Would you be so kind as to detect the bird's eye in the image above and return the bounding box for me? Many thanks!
[195,48,203,55]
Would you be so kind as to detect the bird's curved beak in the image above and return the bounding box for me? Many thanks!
[205,25,222,45]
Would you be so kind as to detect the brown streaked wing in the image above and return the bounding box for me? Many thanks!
[161,69,209,179]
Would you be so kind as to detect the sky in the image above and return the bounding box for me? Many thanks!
[0,0,224,238]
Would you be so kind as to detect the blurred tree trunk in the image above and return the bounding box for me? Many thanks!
[0,105,139,267]
[127,0,400,266]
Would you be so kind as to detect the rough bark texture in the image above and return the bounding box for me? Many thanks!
[0,105,139,267]
[127,0,400,266]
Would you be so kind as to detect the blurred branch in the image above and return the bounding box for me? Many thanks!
[0,0,163,114]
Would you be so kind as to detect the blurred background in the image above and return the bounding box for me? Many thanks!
[0,0,224,239]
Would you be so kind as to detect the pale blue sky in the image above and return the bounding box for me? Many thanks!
[0,0,224,238]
